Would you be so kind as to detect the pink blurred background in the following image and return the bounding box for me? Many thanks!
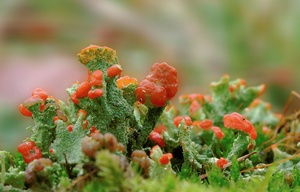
[1,0,300,151]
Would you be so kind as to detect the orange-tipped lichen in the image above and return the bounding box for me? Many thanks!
[223,112,257,140]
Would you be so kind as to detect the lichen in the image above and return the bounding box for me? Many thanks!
[2,45,300,191]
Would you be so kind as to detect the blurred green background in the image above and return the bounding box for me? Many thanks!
[1,0,300,152]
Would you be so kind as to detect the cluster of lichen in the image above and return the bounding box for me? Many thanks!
[1,45,300,191]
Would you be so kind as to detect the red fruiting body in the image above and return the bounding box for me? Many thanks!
[211,126,225,139]
[39,104,45,111]
[90,126,99,136]
[192,120,212,131]
[49,148,54,153]
[223,112,257,140]
[216,157,228,169]
[107,64,122,77]
[53,116,60,123]
[159,153,173,165]
[149,86,167,107]
[189,100,201,114]
[188,93,205,102]
[71,92,79,104]
[77,109,87,118]
[239,79,246,86]
[17,141,42,164]
[223,112,252,132]
[146,62,178,99]
[199,119,213,130]
[76,81,92,98]
[136,79,167,107]
[153,124,167,134]
[149,131,165,147]
[173,116,182,127]
[250,129,257,140]
[90,126,97,133]
[88,89,104,99]
[67,125,73,132]
[19,104,33,117]
[18,141,35,155]
[173,116,192,127]
[192,120,202,128]
[89,70,103,86]
[136,62,178,107]
[32,88,48,101]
